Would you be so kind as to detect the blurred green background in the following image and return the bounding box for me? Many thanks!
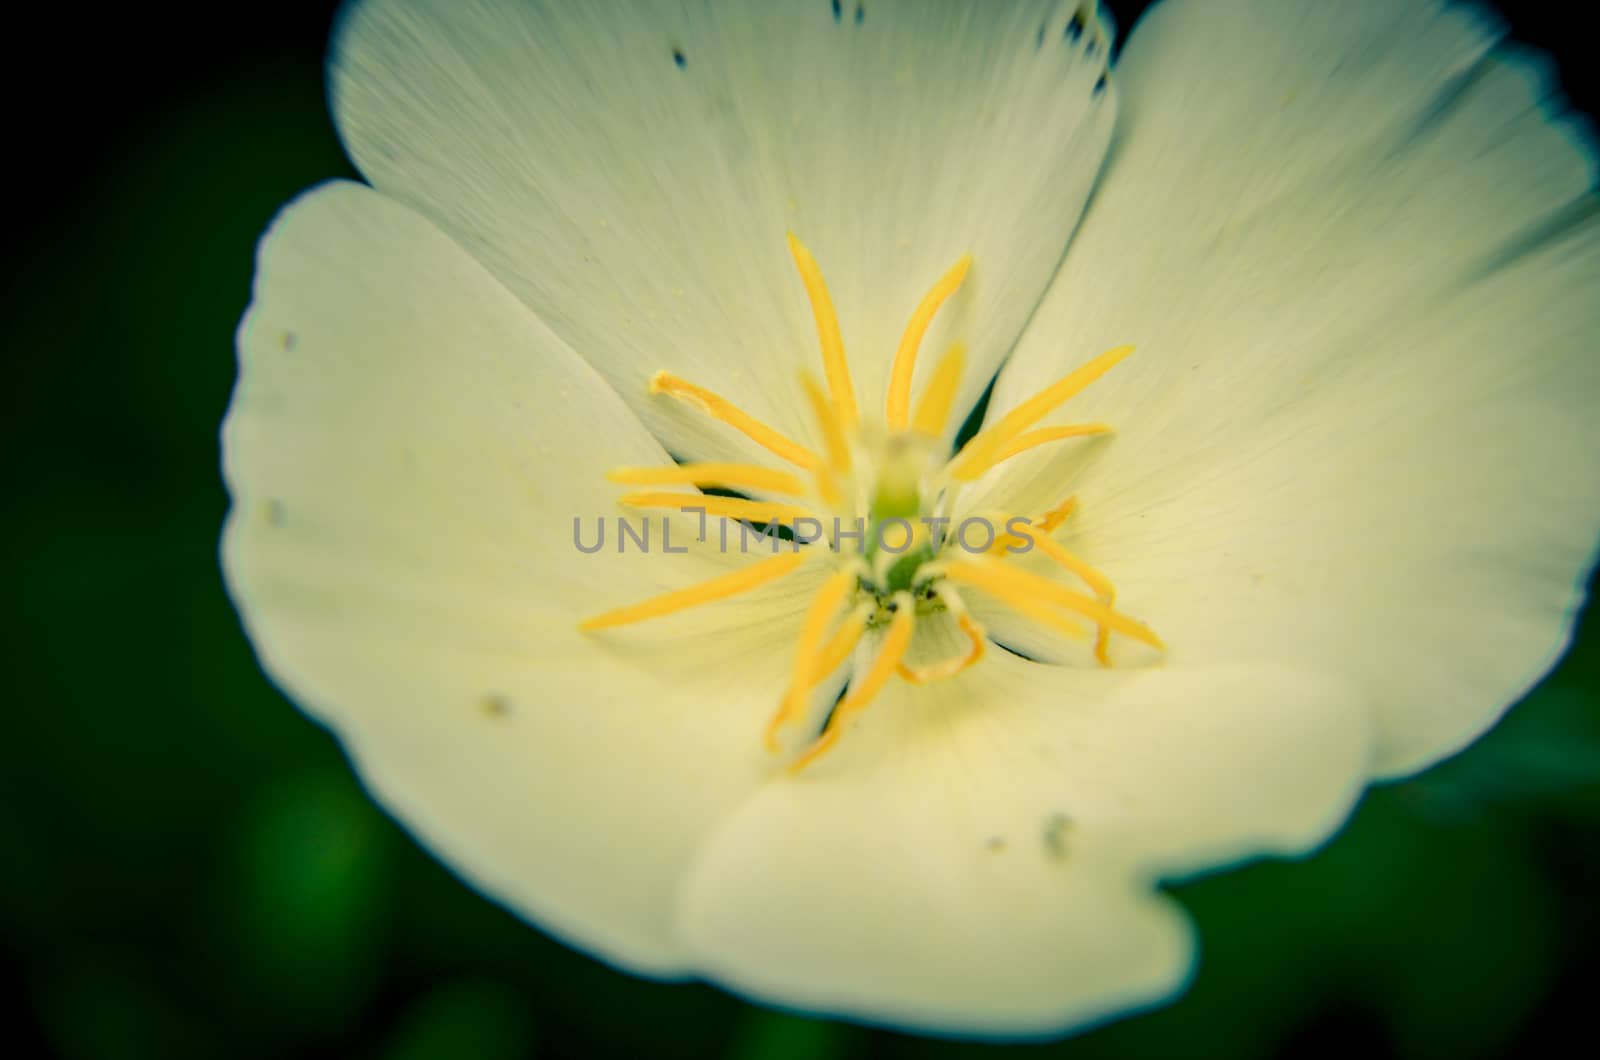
[4,2,1598,1058]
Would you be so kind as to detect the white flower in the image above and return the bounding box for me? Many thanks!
[221,0,1600,1039]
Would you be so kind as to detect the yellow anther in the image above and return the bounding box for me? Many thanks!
[932,559,1087,641]
[1007,522,1115,600]
[607,463,806,496]
[799,372,851,473]
[766,570,858,749]
[939,558,1162,651]
[897,613,987,685]
[985,511,1030,555]
[1035,494,1080,536]
[787,233,858,430]
[1006,519,1120,665]
[619,492,816,525]
[988,530,1024,557]
[987,494,1080,556]
[979,490,1077,554]
[950,345,1133,481]
[790,592,916,774]
[886,255,972,431]
[579,552,808,631]
[650,371,821,470]
[910,342,966,438]
[813,601,872,678]
[987,422,1113,465]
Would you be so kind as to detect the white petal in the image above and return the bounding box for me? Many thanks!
[677,653,1367,1035]
[976,0,1600,776]
[223,182,829,974]
[331,0,1116,459]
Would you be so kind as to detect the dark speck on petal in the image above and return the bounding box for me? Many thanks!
[1043,813,1073,859]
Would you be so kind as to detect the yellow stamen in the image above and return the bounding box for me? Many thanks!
[988,495,1082,556]
[886,255,972,431]
[787,233,858,430]
[1009,523,1115,599]
[932,560,1087,641]
[766,570,858,749]
[950,345,1133,481]
[800,373,851,473]
[910,343,967,438]
[988,529,1024,557]
[812,472,844,511]
[599,230,1157,766]
[619,491,816,525]
[650,371,820,470]
[1036,494,1080,536]
[939,558,1162,650]
[790,592,916,773]
[607,463,805,496]
[813,602,872,678]
[579,552,807,631]
[897,613,987,685]
[796,374,847,507]
[1008,520,1120,666]
[986,423,1113,465]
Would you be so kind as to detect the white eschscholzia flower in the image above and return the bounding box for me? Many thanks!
[222,0,1600,1038]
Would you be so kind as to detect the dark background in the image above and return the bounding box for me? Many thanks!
[4,2,1598,1058]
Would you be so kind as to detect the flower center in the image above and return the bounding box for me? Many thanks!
[580,235,1163,771]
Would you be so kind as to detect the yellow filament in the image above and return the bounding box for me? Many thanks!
[787,233,858,429]
[796,374,846,507]
[980,345,1132,447]
[650,371,820,470]
[813,602,872,678]
[579,552,807,631]
[987,423,1113,465]
[766,571,858,750]
[897,613,987,685]
[933,560,1087,641]
[886,255,972,431]
[1010,523,1115,600]
[910,343,967,437]
[800,372,852,473]
[619,492,815,525]
[1008,520,1119,665]
[939,559,1162,650]
[790,593,916,773]
[950,345,1133,481]
[812,470,843,510]
[607,463,805,496]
